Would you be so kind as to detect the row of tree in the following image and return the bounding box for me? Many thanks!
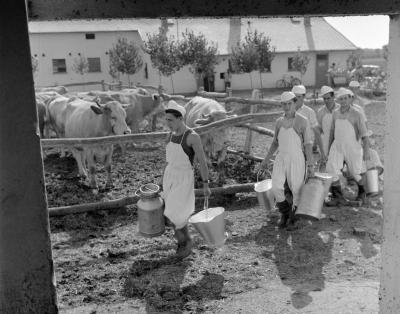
[32,25,313,92]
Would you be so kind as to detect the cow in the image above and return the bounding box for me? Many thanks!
[35,91,62,138]
[62,99,131,191]
[184,96,234,184]
[35,86,68,95]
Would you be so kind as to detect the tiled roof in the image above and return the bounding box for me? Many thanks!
[28,17,357,54]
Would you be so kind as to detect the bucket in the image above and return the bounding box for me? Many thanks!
[254,171,274,211]
[365,167,379,196]
[188,197,226,247]
[314,172,333,198]
[136,183,165,237]
[295,177,325,221]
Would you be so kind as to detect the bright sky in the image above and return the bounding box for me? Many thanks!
[325,15,389,49]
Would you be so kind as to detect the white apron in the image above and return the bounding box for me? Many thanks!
[321,112,334,157]
[272,127,305,206]
[162,131,195,229]
[326,119,364,182]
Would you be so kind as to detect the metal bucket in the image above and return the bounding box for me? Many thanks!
[188,198,226,248]
[254,171,274,211]
[314,172,333,198]
[295,177,325,221]
[365,167,379,196]
[136,183,165,237]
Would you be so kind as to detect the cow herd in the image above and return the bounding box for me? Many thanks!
[35,86,235,191]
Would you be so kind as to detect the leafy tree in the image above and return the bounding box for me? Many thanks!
[383,44,389,61]
[72,55,89,90]
[242,29,275,90]
[230,39,259,89]
[177,30,219,90]
[145,31,181,93]
[291,49,311,81]
[108,37,143,86]
[346,50,363,71]
[31,56,38,76]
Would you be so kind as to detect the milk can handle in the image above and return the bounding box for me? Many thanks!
[135,188,141,197]
[257,169,271,182]
[203,197,209,210]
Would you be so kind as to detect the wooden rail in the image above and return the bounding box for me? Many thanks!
[41,112,283,149]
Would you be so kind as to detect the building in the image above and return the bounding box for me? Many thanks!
[28,17,357,93]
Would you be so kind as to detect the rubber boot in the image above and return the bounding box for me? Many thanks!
[356,183,366,205]
[325,184,344,207]
[276,200,291,229]
[175,226,193,260]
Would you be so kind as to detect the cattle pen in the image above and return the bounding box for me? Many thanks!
[41,88,287,216]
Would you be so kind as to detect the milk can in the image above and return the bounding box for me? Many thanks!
[295,177,325,220]
[136,183,165,237]
[365,167,379,196]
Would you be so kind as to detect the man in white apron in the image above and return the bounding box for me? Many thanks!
[162,100,211,259]
[258,91,314,229]
[292,85,326,165]
[316,85,340,168]
[325,88,370,205]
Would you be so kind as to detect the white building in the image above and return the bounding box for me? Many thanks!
[28,17,357,94]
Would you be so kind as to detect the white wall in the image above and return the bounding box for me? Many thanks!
[30,31,155,92]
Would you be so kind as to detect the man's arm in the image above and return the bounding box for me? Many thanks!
[259,123,280,170]
[188,132,211,196]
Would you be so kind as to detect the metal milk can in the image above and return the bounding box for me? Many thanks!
[295,177,325,220]
[136,183,165,237]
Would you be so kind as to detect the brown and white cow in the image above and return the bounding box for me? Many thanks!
[65,99,130,190]
[185,96,234,182]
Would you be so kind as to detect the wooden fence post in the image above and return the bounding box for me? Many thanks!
[227,87,233,97]
[101,80,105,91]
[243,89,260,153]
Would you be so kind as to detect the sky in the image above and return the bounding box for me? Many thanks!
[325,15,389,49]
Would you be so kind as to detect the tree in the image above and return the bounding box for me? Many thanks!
[31,56,38,76]
[346,50,363,70]
[291,49,311,82]
[230,39,259,89]
[242,29,275,90]
[72,55,89,90]
[145,31,181,93]
[108,37,143,86]
[177,30,219,90]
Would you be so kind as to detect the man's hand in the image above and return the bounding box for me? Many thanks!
[363,148,371,162]
[307,163,315,178]
[203,184,211,198]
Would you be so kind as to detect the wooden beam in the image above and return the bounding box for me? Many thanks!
[29,0,400,19]
[40,111,283,148]
[48,183,257,216]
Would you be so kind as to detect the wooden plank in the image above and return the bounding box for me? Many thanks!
[227,149,264,162]
[48,182,257,216]
[40,111,283,148]
[239,124,275,137]
[29,0,400,19]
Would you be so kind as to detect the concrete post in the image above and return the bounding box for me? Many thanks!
[379,14,400,314]
[0,1,58,313]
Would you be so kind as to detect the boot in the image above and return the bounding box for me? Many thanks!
[356,184,366,204]
[175,226,193,260]
[325,184,344,207]
[276,200,291,229]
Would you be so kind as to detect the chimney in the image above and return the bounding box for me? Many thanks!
[228,17,242,54]
[304,17,311,27]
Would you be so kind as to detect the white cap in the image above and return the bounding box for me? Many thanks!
[166,100,186,117]
[320,85,334,96]
[349,80,361,88]
[336,87,352,98]
[291,85,306,95]
[281,91,296,103]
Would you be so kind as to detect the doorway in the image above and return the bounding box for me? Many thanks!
[315,54,329,87]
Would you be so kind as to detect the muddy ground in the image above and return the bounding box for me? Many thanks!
[45,92,385,313]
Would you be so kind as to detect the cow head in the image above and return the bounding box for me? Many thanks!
[90,101,131,135]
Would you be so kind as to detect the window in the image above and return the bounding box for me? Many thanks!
[87,57,101,73]
[288,57,295,71]
[52,59,67,73]
[85,33,95,40]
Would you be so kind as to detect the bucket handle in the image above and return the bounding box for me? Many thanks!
[204,197,209,210]
[135,184,160,197]
[257,169,271,182]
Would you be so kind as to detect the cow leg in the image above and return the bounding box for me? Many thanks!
[72,149,88,179]
[105,147,114,189]
[86,153,98,191]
